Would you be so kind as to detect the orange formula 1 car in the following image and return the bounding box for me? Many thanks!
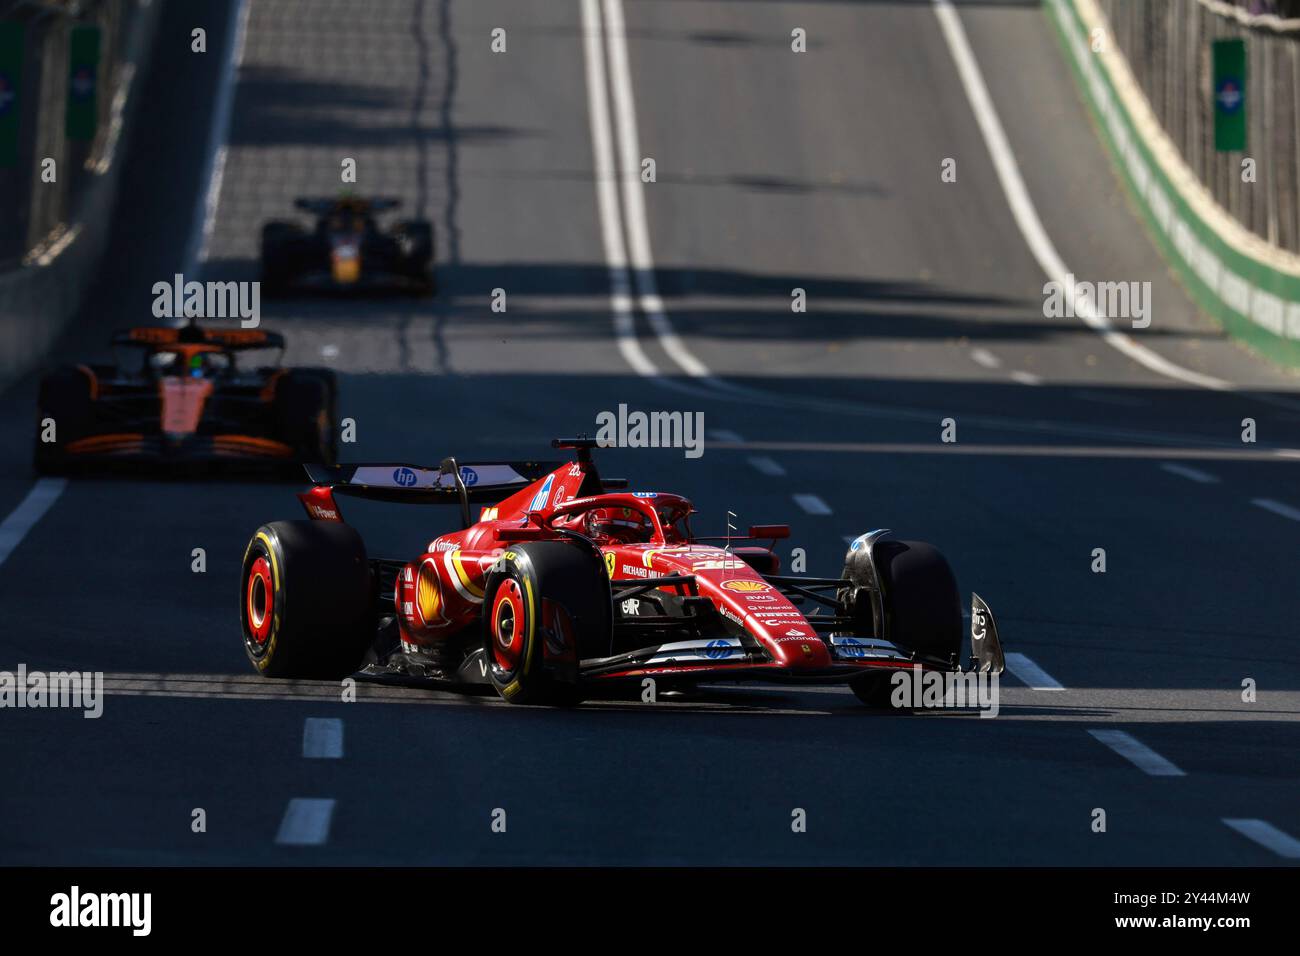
[33,323,336,475]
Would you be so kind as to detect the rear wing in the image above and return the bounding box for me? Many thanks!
[294,196,400,216]
[112,326,286,350]
[303,459,561,525]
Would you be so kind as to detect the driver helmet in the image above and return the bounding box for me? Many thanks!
[583,506,652,544]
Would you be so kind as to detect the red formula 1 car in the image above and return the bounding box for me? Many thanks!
[239,440,1005,706]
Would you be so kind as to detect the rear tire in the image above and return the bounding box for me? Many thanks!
[260,222,302,294]
[240,520,373,679]
[482,541,610,705]
[393,220,435,294]
[33,366,96,475]
[274,369,337,465]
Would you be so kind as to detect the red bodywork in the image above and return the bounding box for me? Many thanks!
[297,454,954,686]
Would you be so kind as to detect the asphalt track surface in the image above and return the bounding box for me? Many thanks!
[1,0,1298,865]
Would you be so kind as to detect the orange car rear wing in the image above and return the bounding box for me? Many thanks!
[113,326,286,350]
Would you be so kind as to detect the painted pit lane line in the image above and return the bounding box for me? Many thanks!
[1221,819,1300,860]
[793,493,833,516]
[1251,498,1300,522]
[1160,462,1220,484]
[1004,653,1065,691]
[748,455,786,477]
[1087,729,1186,777]
[275,798,336,846]
[0,478,67,569]
[303,717,344,759]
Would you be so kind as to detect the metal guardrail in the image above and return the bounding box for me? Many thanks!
[1096,0,1300,254]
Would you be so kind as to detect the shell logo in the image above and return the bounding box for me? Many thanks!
[416,561,442,623]
[722,580,770,593]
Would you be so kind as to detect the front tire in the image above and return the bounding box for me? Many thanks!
[240,520,373,679]
[874,539,962,664]
[482,541,610,705]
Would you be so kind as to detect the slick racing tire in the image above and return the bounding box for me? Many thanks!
[274,369,337,466]
[874,539,962,664]
[393,219,436,294]
[482,541,611,706]
[241,520,373,679]
[849,671,898,709]
[260,222,301,294]
[33,366,95,475]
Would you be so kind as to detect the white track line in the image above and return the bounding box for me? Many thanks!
[601,0,712,380]
[302,718,343,759]
[1009,371,1043,385]
[581,0,659,379]
[931,0,1229,392]
[275,798,336,846]
[709,429,744,443]
[185,0,250,277]
[1251,498,1300,522]
[1004,652,1065,690]
[1160,462,1220,484]
[1222,818,1300,859]
[0,479,68,569]
[793,494,832,516]
[970,348,1001,369]
[1088,729,1186,777]
[748,455,787,477]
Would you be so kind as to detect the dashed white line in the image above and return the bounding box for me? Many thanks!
[1222,818,1300,859]
[1160,462,1220,484]
[709,429,744,443]
[1251,498,1300,522]
[793,494,832,516]
[275,798,336,846]
[970,348,1001,369]
[302,718,343,759]
[1004,652,1065,690]
[748,455,786,477]
[0,479,68,569]
[1088,729,1186,777]
[1009,370,1043,385]
[932,0,1230,392]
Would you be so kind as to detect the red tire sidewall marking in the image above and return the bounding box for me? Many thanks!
[247,555,274,645]
[491,578,526,673]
